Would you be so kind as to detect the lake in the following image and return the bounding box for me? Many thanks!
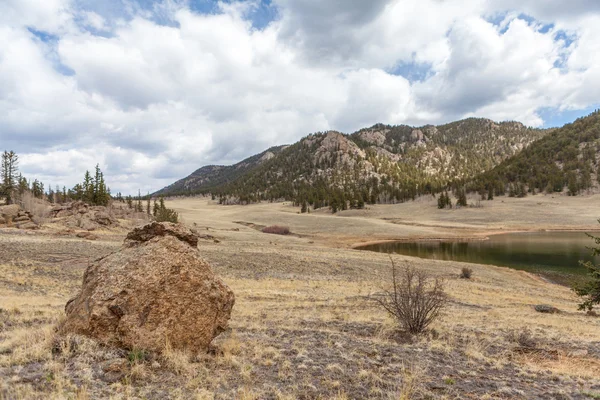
[357,231,600,283]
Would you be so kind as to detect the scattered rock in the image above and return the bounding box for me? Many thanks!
[76,231,98,240]
[61,222,235,354]
[0,217,5,225]
[534,304,560,314]
[100,358,129,383]
[569,349,588,357]
[16,222,39,230]
[94,211,116,226]
[13,216,30,223]
[77,217,97,231]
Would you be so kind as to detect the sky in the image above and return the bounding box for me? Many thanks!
[2,0,600,194]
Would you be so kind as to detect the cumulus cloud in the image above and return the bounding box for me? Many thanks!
[1,0,599,194]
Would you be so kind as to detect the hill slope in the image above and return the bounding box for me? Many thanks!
[158,118,546,206]
[154,146,287,196]
[473,110,600,197]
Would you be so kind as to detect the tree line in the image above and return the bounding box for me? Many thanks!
[1,150,177,222]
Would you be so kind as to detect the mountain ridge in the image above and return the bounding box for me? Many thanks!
[472,110,600,197]
[155,117,547,206]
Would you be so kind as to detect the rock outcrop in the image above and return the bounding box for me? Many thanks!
[50,201,119,231]
[0,205,39,229]
[61,222,234,354]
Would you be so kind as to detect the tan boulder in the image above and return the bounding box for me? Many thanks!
[76,231,98,240]
[93,211,117,226]
[61,222,234,354]
[17,221,38,230]
[0,204,20,219]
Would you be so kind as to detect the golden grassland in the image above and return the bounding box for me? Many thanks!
[2,194,600,398]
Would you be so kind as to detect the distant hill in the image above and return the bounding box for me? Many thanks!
[157,118,547,207]
[154,146,287,196]
[472,110,600,197]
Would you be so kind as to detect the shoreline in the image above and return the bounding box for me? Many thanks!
[350,227,600,249]
[350,228,598,287]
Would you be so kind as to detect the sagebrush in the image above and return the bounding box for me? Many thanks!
[375,258,447,334]
[262,225,290,235]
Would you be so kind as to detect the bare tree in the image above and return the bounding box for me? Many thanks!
[374,257,447,334]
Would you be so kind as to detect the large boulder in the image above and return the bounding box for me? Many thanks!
[93,211,117,226]
[0,204,20,219]
[61,222,234,354]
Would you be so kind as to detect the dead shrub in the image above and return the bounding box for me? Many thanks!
[262,225,290,235]
[18,191,49,224]
[506,328,537,348]
[460,267,473,279]
[374,258,447,335]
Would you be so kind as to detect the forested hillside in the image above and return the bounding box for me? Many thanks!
[472,110,600,197]
[154,146,287,196]
[158,118,546,208]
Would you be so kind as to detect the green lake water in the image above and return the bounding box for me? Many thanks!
[357,231,600,283]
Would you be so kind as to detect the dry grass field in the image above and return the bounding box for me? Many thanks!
[2,194,600,399]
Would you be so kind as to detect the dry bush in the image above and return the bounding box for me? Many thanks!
[460,267,473,279]
[397,363,425,400]
[19,191,49,223]
[162,339,193,376]
[262,225,291,235]
[375,258,447,335]
[506,328,537,348]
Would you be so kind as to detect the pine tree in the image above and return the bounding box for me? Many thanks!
[136,190,143,212]
[301,201,308,214]
[456,188,467,207]
[82,171,92,203]
[357,197,365,209]
[330,198,339,213]
[1,151,19,204]
[155,197,178,222]
[574,229,600,311]
[437,192,447,209]
[18,175,28,195]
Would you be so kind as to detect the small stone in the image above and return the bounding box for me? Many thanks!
[100,358,129,383]
[534,304,560,314]
[76,231,98,240]
[569,349,588,357]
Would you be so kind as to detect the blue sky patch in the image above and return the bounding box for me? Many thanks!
[539,106,599,128]
[389,60,433,83]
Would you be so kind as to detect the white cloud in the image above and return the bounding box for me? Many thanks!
[1,0,599,194]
